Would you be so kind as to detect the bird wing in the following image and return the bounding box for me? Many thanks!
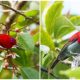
[57,38,78,60]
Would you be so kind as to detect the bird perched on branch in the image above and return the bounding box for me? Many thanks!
[0,34,16,49]
[41,32,80,76]
[51,32,80,69]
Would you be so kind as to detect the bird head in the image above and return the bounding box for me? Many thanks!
[69,32,80,42]
[10,38,16,45]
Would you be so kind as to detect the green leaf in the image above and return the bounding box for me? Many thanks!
[12,48,34,67]
[70,16,80,26]
[45,1,63,35]
[17,32,34,51]
[42,52,53,67]
[0,13,9,23]
[13,10,39,29]
[11,48,27,66]
[20,67,39,79]
[52,62,70,79]
[0,61,3,72]
[60,67,80,79]
[54,16,75,38]
[18,10,39,22]
[40,1,48,13]
[0,69,12,79]
[13,19,32,29]
[25,10,39,17]
[33,32,39,43]
[41,28,55,51]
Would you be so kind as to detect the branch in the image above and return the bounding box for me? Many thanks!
[41,67,59,78]
[0,3,39,24]
[0,2,39,33]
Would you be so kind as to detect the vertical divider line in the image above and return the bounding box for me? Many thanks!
[39,0,41,79]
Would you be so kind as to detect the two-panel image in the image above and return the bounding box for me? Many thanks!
[0,0,80,79]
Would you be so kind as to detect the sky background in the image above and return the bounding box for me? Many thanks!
[50,0,80,15]
[63,0,80,15]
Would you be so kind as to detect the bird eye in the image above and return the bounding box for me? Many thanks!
[11,38,14,42]
[10,38,16,45]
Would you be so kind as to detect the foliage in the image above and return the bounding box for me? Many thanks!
[41,1,80,79]
[0,1,39,79]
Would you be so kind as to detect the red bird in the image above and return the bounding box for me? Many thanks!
[51,32,80,69]
[41,32,80,76]
[0,34,16,49]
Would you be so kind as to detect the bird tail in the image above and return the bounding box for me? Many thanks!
[50,58,59,69]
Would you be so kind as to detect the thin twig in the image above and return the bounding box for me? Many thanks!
[0,1,26,33]
[0,3,39,24]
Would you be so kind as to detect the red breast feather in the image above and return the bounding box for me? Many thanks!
[0,34,16,49]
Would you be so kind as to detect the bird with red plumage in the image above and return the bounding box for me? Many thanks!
[51,32,80,69]
[0,34,16,49]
